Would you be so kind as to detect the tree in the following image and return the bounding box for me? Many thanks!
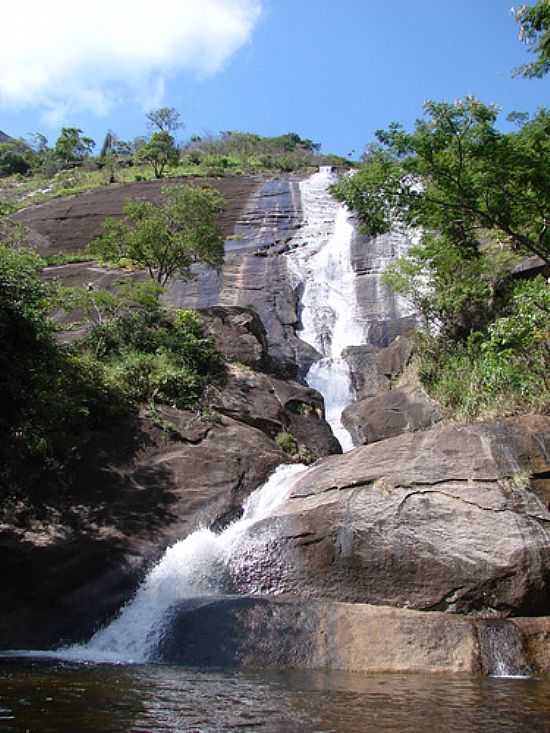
[27,133,49,154]
[89,184,225,285]
[146,107,183,134]
[0,143,31,176]
[54,128,95,166]
[333,97,550,266]
[514,1,550,78]
[136,131,179,178]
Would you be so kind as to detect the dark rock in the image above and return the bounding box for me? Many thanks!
[208,363,340,459]
[0,412,286,649]
[343,336,415,402]
[376,335,415,378]
[233,416,550,616]
[160,594,550,674]
[13,175,261,254]
[200,305,269,370]
[342,386,441,445]
[342,344,389,400]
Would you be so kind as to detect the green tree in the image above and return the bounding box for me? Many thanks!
[514,1,550,78]
[136,131,179,178]
[333,98,550,266]
[54,127,95,166]
[146,107,183,133]
[0,143,31,176]
[90,184,225,285]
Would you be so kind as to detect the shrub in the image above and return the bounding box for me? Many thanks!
[417,277,549,419]
[275,431,299,455]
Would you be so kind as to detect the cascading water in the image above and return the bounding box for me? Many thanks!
[288,168,363,451]
[58,464,307,664]
[478,620,532,679]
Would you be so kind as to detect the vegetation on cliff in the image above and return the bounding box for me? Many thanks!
[89,184,225,284]
[0,221,223,494]
[333,97,549,419]
[0,109,351,211]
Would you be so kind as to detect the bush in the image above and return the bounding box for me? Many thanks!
[0,252,222,493]
[275,431,299,455]
[417,277,549,419]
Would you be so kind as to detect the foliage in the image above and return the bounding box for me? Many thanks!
[54,128,95,167]
[146,107,183,134]
[0,143,31,176]
[0,246,223,492]
[182,130,350,174]
[514,1,550,78]
[333,98,550,266]
[0,246,123,491]
[416,278,549,418]
[136,131,179,178]
[383,234,517,339]
[340,95,550,419]
[275,431,299,455]
[90,184,224,284]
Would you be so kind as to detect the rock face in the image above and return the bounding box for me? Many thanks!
[0,306,339,649]
[158,595,550,675]
[342,335,441,445]
[343,386,441,445]
[167,177,315,378]
[233,416,550,616]
[158,596,480,673]
[13,175,261,253]
[21,175,314,379]
[0,413,283,650]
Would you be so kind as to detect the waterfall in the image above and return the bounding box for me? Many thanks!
[478,620,532,678]
[58,464,307,664]
[288,168,363,452]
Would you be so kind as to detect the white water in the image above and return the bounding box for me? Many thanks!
[288,169,363,451]
[54,464,307,664]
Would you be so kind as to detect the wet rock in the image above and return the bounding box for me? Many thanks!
[514,617,550,674]
[235,416,550,616]
[159,596,550,675]
[342,386,441,445]
[0,413,286,649]
[158,596,480,673]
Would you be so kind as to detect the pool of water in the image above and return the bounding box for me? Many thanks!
[1,658,550,732]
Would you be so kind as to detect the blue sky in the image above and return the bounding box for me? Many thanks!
[0,0,546,158]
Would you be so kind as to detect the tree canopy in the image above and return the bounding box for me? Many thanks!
[146,107,183,134]
[514,0,550,78]
[136,131,179,178]
[54,128,95,166]
[333,97,550,266]
[90,184,225,285]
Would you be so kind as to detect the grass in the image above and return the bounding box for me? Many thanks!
[0,156,323,213]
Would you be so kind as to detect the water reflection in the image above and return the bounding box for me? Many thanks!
[1,659,550,732]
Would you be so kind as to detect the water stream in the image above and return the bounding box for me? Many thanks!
[59,464,307,664]
[288,167,363,451]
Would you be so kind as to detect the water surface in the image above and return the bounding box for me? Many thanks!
[2,658,550,732]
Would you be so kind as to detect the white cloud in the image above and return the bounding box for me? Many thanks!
[0,0,261,122]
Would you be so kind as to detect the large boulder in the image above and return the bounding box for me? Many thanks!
[231,416,550,616]
[158,596,480,673]
[209,363,340,459]
[158,595,550,675]
[342,386,441,445]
